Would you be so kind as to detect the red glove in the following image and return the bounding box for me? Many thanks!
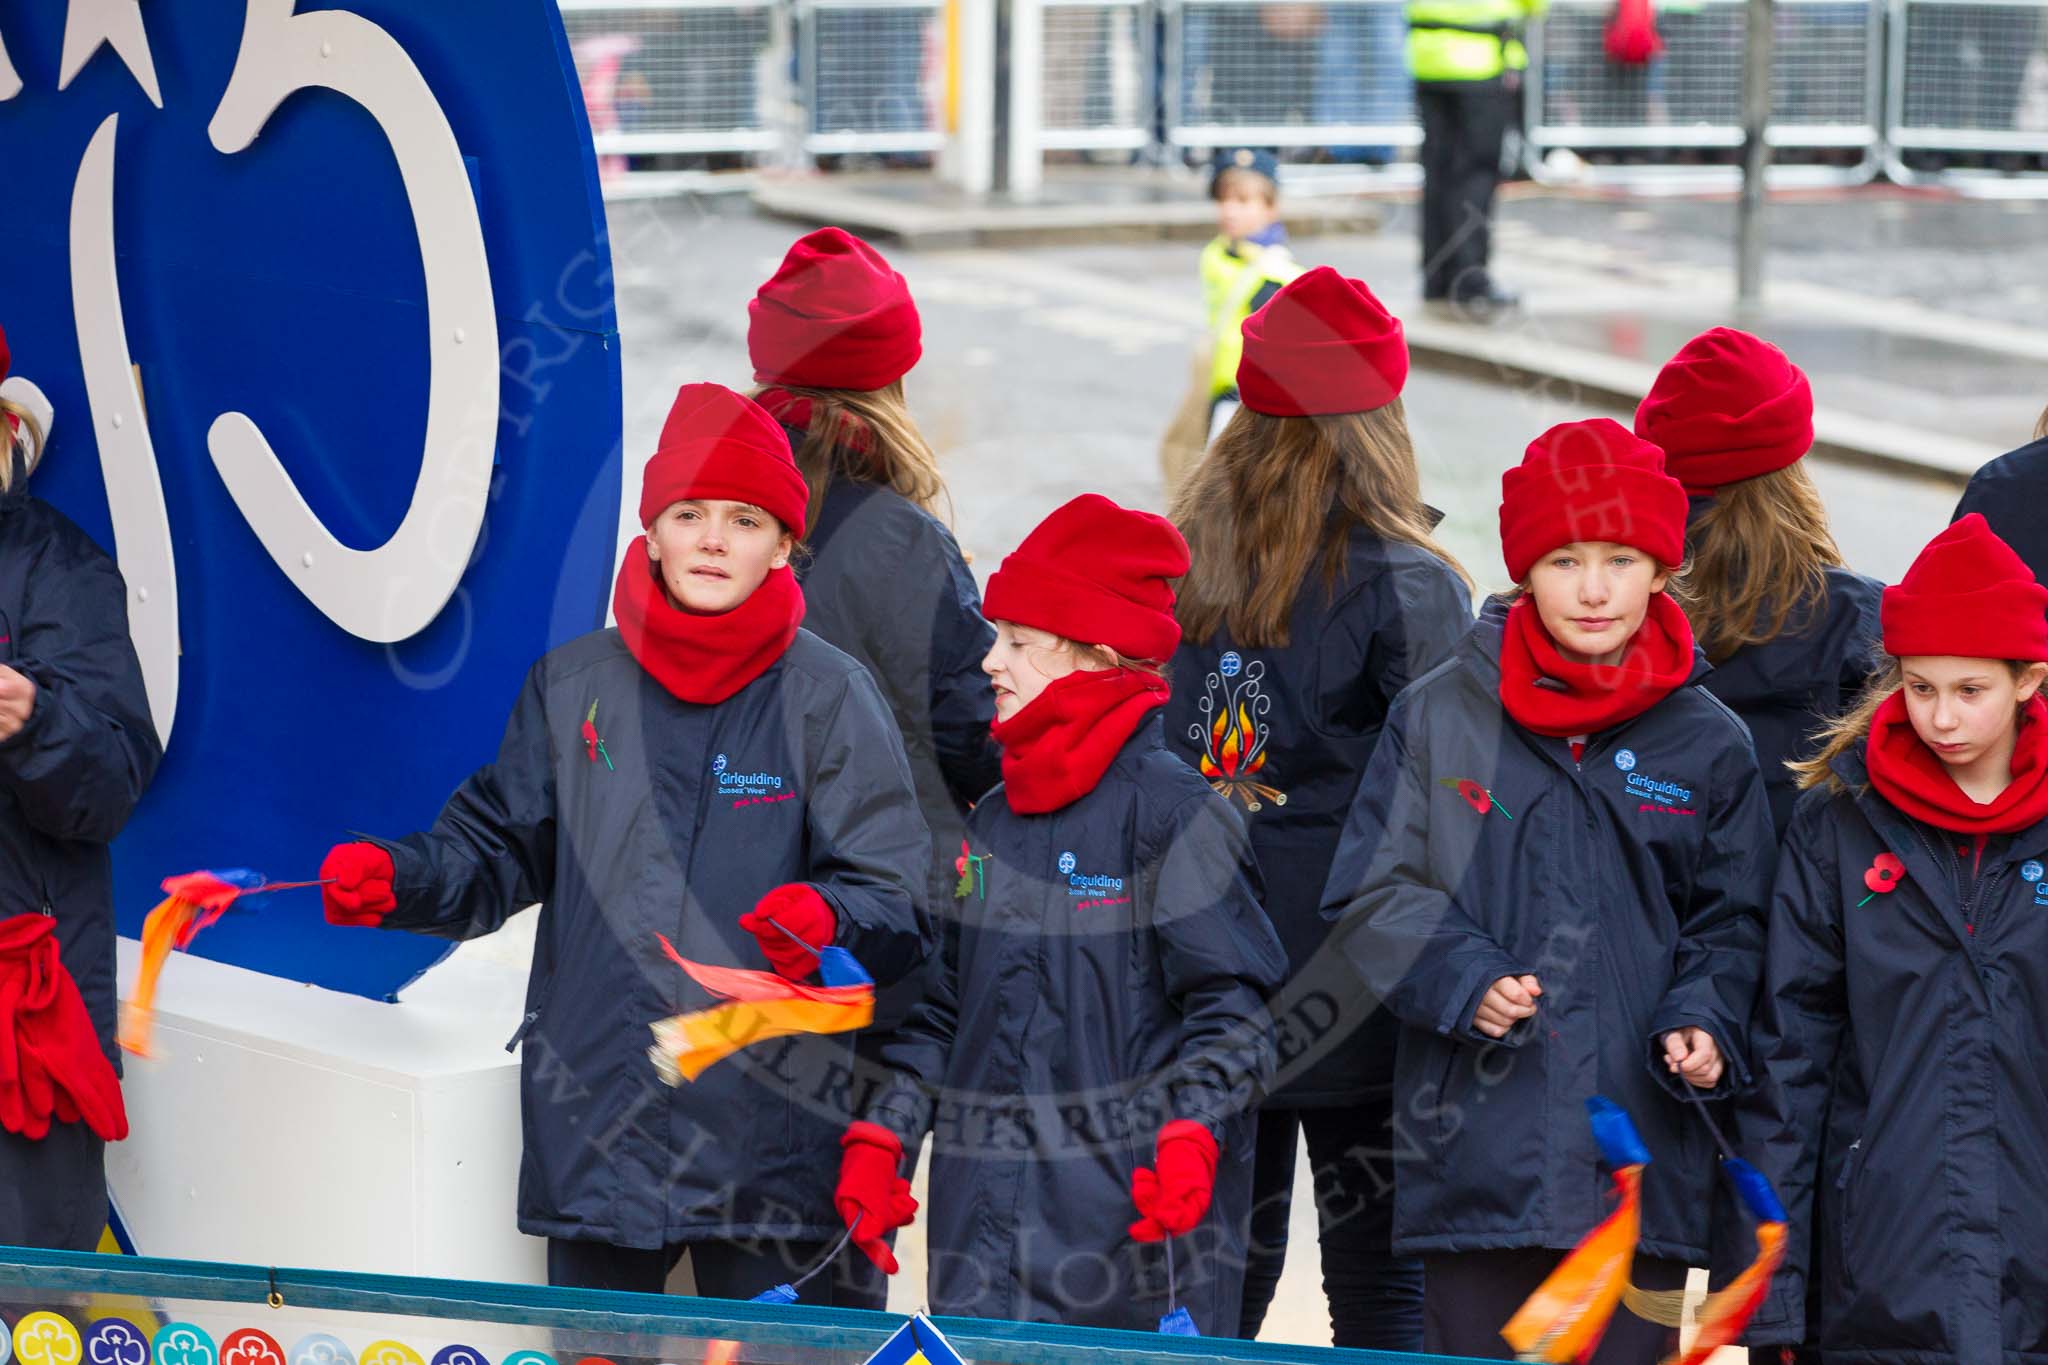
[322,843,397,927]
[0,914,127,1142]
[835,1121,918,1274]
[738,883,835,980]
[1129,1119,1220,1242]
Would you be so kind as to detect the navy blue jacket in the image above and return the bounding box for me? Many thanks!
[799,475,1001,912]
[372,627,931,1250]
[0,494,160,1066]
[1166,526,1472,1105]
[1320,599,1773,1262]
[869,715,1287,1333]
[1686,502,1883,839]
[1954,434,2048,587]
[1742,746,2048,1362]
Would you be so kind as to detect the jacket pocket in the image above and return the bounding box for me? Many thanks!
[1832,1136,1864,1250]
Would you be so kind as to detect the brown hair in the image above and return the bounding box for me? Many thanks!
[1213,168,1278,205]
[2036,401,2048,441]
[0,399,44,495]
[1676,463,1844,665]
[1792,658,2047,794]
[1172,401,1470,649]
[753,380,946,534]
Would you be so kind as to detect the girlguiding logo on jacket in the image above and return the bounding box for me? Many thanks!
[2024,860,2048,906]
[1058,851,1077,875]
[1618,754,1695,817]
[718,758,790,808]
[1058,852,1128,910]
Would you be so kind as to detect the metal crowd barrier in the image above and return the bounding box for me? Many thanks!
[557,0,786,168]
[799,0,949,154]
[1038,0,1157,151]
[1885,0,2048,186]
[1524,0,1883,187]
[1164,0,1423,155]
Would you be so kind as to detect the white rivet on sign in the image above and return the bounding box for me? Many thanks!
[453,327,467,344]
[301,551,315,568]
[111,413,123,429]
[321,40,333,57]
[137,587,150,604]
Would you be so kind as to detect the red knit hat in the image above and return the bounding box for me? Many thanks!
[639,383,810,537]
[983,494,1191,662]
[748,227,922,391]
[1237,267,1408,417]
[1499,419,1689,582]
[0,323,10,384]
[1882,514,2048,661]
[1633,327,1814,495]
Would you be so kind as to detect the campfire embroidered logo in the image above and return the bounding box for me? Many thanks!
[1439,777,1515,820]
[1192,651,1286,812]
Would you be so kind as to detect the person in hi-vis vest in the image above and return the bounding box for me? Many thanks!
[1409,0,1545,318]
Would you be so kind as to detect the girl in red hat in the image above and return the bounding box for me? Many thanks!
[317,383,930,1302]
[1635,327,1883,840]
[747,226,1001,1303]
[1168,267,1472,1350]
[836,493,1287,1334]
[1321,418,1774,1361]
[1743,514,2048,1363]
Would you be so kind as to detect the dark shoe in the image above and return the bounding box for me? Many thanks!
[1442,284,1521,324]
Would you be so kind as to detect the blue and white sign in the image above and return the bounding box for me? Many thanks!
[0,1,622,996]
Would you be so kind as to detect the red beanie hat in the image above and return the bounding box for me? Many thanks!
[1882,514,2048,661]
[747,227,922,391]
[639,383,810,537]
[983,494,1191,662]
[1237,267,1408,417]
[1634,328,1813,495]
[0,323,10,384]
[1499,418,1689,582]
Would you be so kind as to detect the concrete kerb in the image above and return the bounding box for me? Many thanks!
[750,182,1388,250]
[1403,315,1994,489]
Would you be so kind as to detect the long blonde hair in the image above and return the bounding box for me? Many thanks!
[1677,463,1844,665]
[0,399,44,495]
[2036,401,2048,441]
[754,381,945,533]
[1172,401,1470,649]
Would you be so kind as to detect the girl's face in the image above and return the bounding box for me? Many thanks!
[1526,541,1670,664]
[983,622,1107,722]
[647,499,793,614]
[1215,182,1279,244]
[1900,657,2048,771]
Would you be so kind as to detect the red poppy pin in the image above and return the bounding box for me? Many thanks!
[1857,852,1905,907]
[953,839,992,900]
[1439,777,1514,820]
[582,700,614,771]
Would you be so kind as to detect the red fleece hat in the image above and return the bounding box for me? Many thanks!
[0,323,10,385]
[1882,514,2048,661]
[1634,327,1814,495]
[640,383,810,537]
[983,494,1191,661]
[1237,267,1408,417]
[1499,418,1689,582]
[748,227,922,391]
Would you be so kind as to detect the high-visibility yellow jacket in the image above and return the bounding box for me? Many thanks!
[1200,235,1302,399]
[1407,0,1547,83]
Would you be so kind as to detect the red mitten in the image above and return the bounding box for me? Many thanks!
[0,914,126,1142]
[738,883,835,981]
[322,843,397,927]
[835,1121,918,1274]
[1128,1119,1220,1242]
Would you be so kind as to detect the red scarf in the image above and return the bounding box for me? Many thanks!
[992,668,1168,815]
[754,386,873,454]
[1865,691,2048,836]
[0,914,127,1142]
[1497,593,1697,739]
[611,540,804,705]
